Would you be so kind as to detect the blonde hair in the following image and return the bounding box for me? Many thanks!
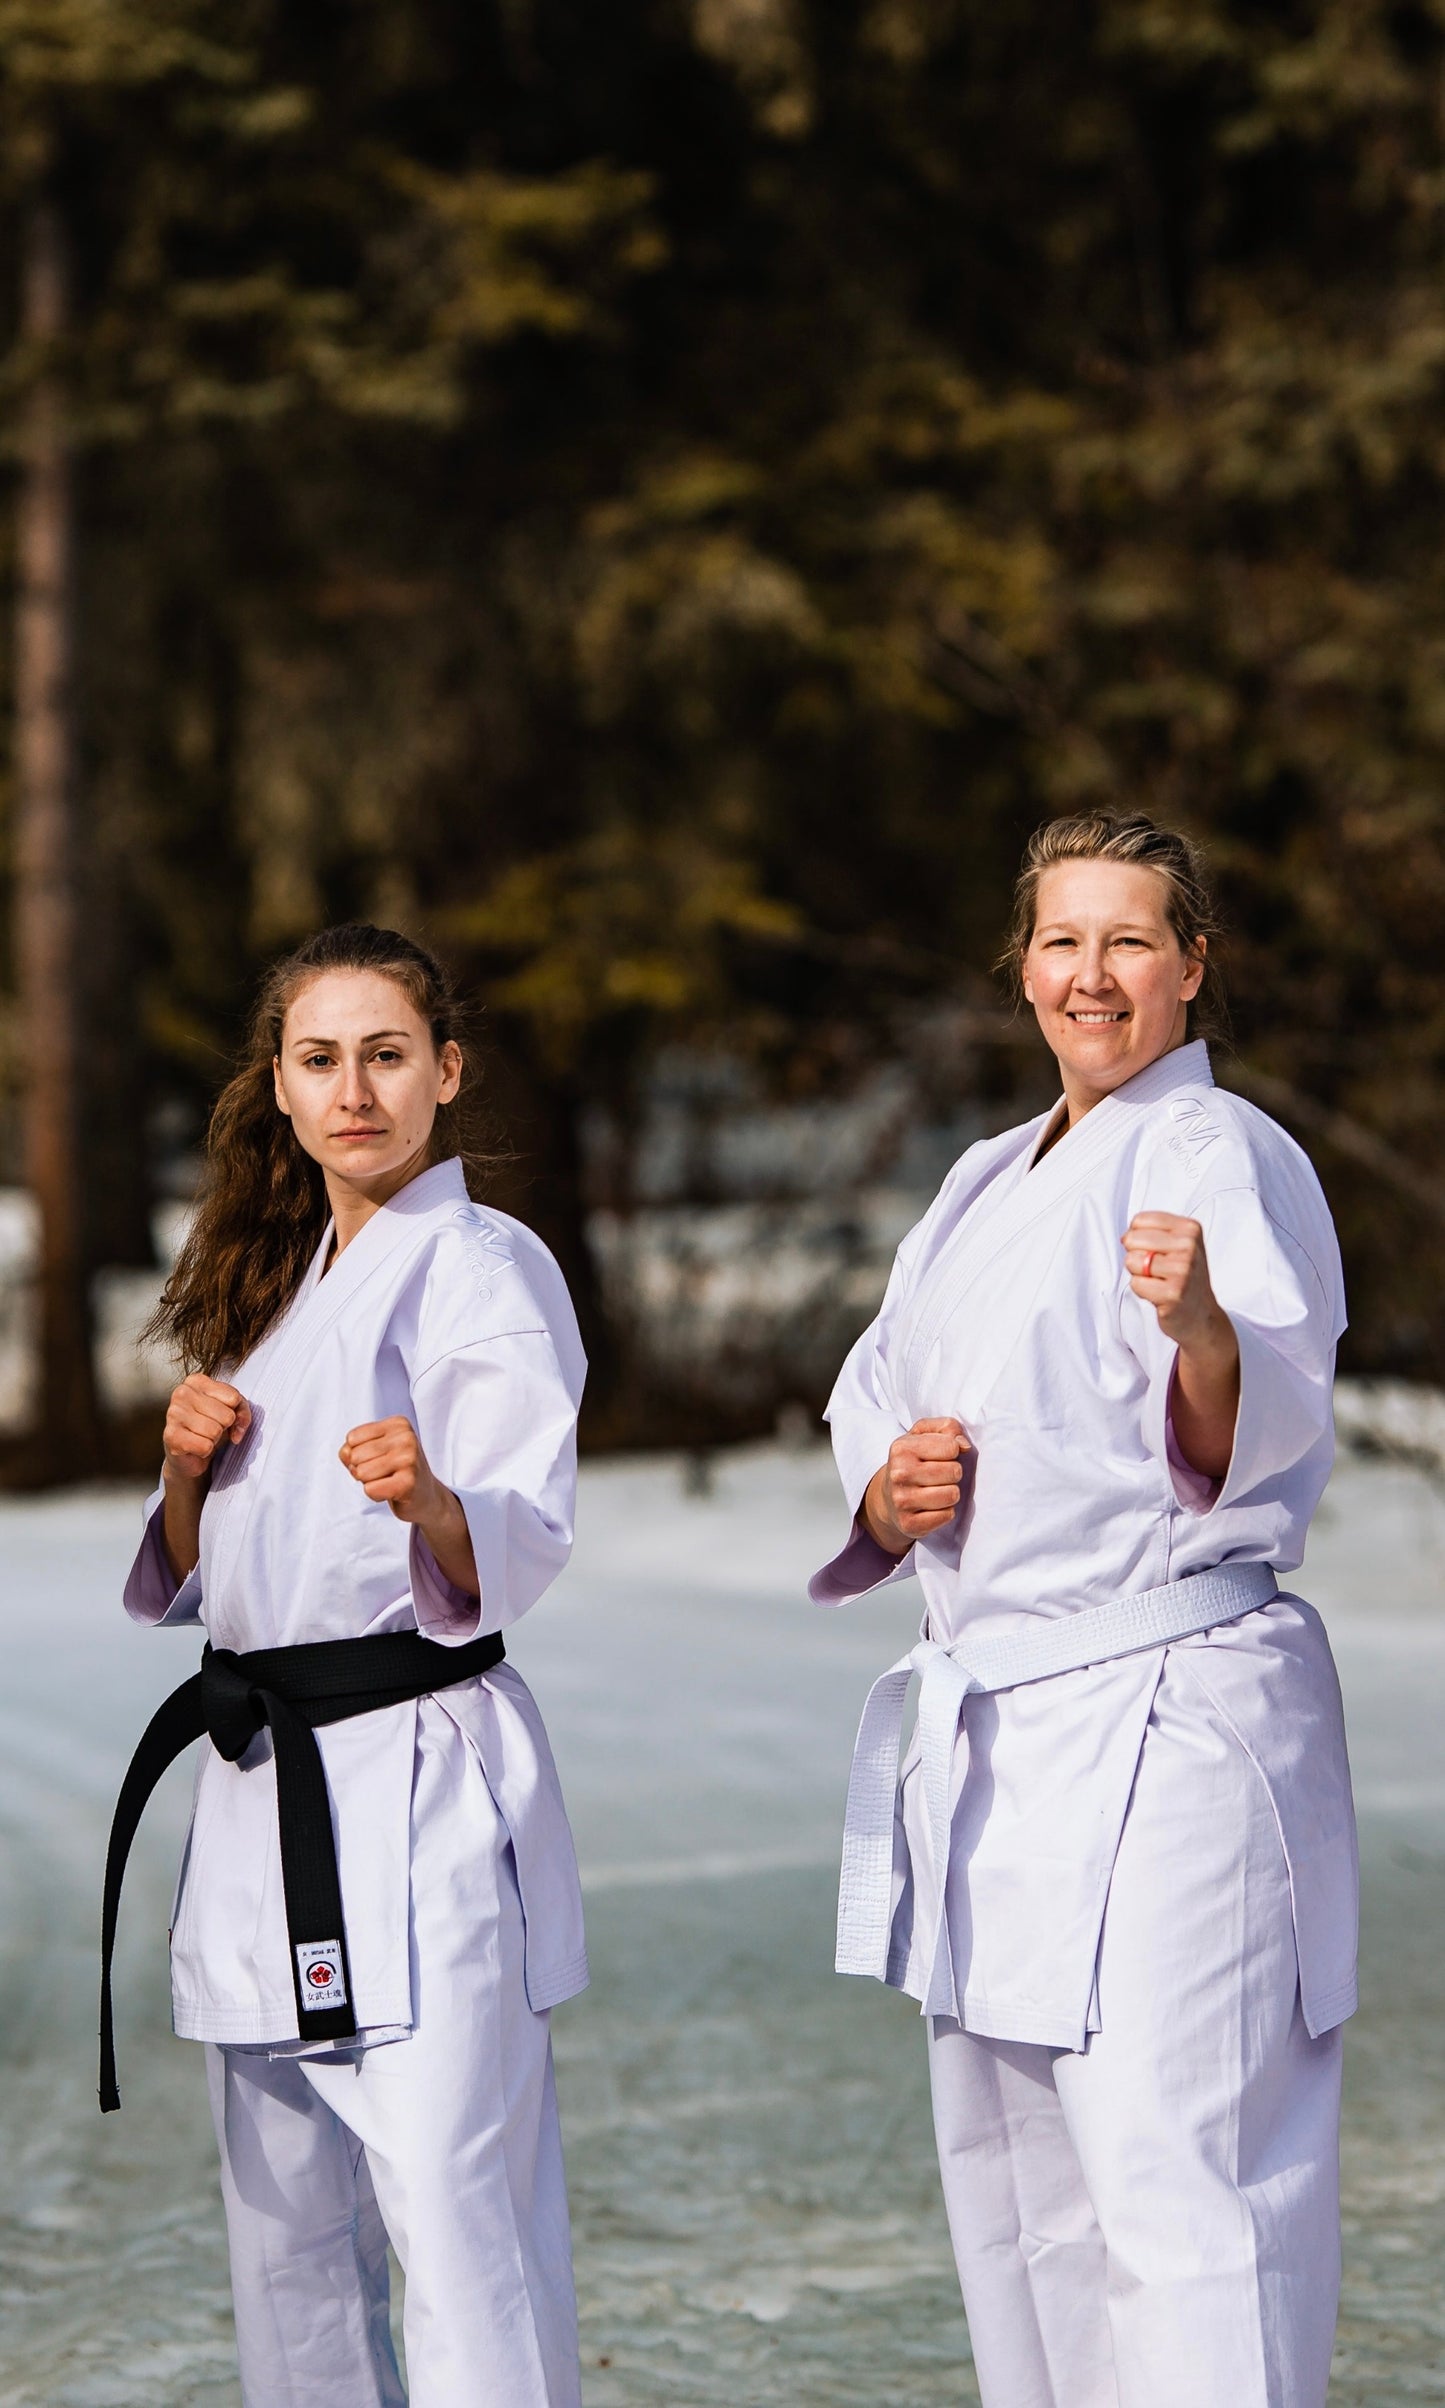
[1001,810,1228,1042]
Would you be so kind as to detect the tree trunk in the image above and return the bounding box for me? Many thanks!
[14,191,101,1476]
[481,1031,625,1444]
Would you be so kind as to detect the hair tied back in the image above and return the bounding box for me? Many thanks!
[1001,810,1228,1044]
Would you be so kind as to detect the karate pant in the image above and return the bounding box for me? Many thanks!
[204,1702,581,2408]
[927,1660,1344,2408]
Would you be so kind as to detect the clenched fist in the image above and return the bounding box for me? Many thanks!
[338,1416,481,1594]
[1121,1212,1230,1353]
[163,1374,253,1486]
[1121,1210,1240,1478]
[338,1416,443,1522]
[862,1417,971,1559]
[159,1374,253,1583]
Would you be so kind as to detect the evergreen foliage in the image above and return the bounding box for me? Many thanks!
[4,0,1445,1427]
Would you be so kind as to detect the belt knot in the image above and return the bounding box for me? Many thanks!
[200,1644,268,1763]
[909,1633,954,1683]
[833,1563,1280,2021]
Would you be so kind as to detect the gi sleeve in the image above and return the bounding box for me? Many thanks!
[809,1220,929,1608]
[123,1482,204,1625]
[407,1326,581,1642]
[1132,1183,1344,1517]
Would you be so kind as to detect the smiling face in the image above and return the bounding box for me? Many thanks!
[1022,858,1205,1116]
[273,967,462,1204]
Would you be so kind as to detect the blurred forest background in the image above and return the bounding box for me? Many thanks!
[3,0,1445,1476]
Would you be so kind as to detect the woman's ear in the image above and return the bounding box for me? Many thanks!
[437,1039,463,1107]
[273,1056,292,1118]
[1181,937,1206,1001]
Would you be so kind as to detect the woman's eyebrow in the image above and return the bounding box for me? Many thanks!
[287,1028,412,1049]
[1035,921,1159,939]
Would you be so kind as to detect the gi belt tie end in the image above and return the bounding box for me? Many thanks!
[834,1562,1280,2022]
[98,1627,506,2113]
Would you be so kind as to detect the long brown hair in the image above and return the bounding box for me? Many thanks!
[151,924,496,1374]
[999,810,1229,1043]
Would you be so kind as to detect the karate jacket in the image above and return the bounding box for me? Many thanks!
[812,1039,1359,2048]
[125,1158,588,2047]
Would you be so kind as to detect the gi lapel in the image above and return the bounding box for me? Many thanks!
[247,1158,468,1414]
[202,1159,469,1590]
[900,1040,1215,1413]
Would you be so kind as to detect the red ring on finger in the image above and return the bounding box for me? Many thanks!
[1143,1250,1156,1278]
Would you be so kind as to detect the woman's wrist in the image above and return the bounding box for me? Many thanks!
[159,1473,204,1584]
[414,1483,480,1596]
[861,1467,910,1559]
[1171,1306,1241,1480]
[1175,1303,1240,1378]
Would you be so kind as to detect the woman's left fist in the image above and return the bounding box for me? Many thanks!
[338,1416,440,1523]
[1121,1211,1229,1352]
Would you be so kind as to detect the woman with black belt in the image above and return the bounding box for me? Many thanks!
[109,922,587,2408]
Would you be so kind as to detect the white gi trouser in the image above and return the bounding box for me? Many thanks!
[927,1653,1342,2408]
[205,1701,581,2408]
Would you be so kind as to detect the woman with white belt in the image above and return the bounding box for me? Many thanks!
[812,811,1357,2407]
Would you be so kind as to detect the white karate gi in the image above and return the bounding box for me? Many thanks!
[124,1157,588,2408]
[810,1039,1358,2408]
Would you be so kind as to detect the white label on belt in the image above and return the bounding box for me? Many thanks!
[296,1939,348,2011]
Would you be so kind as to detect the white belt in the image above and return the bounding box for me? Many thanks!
[835,1560,1279,2018]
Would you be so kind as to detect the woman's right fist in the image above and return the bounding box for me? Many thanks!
[162,1374,252,1485]
[863,1417,970,1556]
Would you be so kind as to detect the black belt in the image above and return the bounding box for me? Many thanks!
[99,1628,506,2112]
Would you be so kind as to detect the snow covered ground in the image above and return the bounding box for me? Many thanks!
[0,1444,1441,2405]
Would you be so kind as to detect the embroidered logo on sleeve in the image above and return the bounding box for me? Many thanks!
[1166,1096,1221,1166]
[296,1939,348,2011]
[450,1204,515,1302]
